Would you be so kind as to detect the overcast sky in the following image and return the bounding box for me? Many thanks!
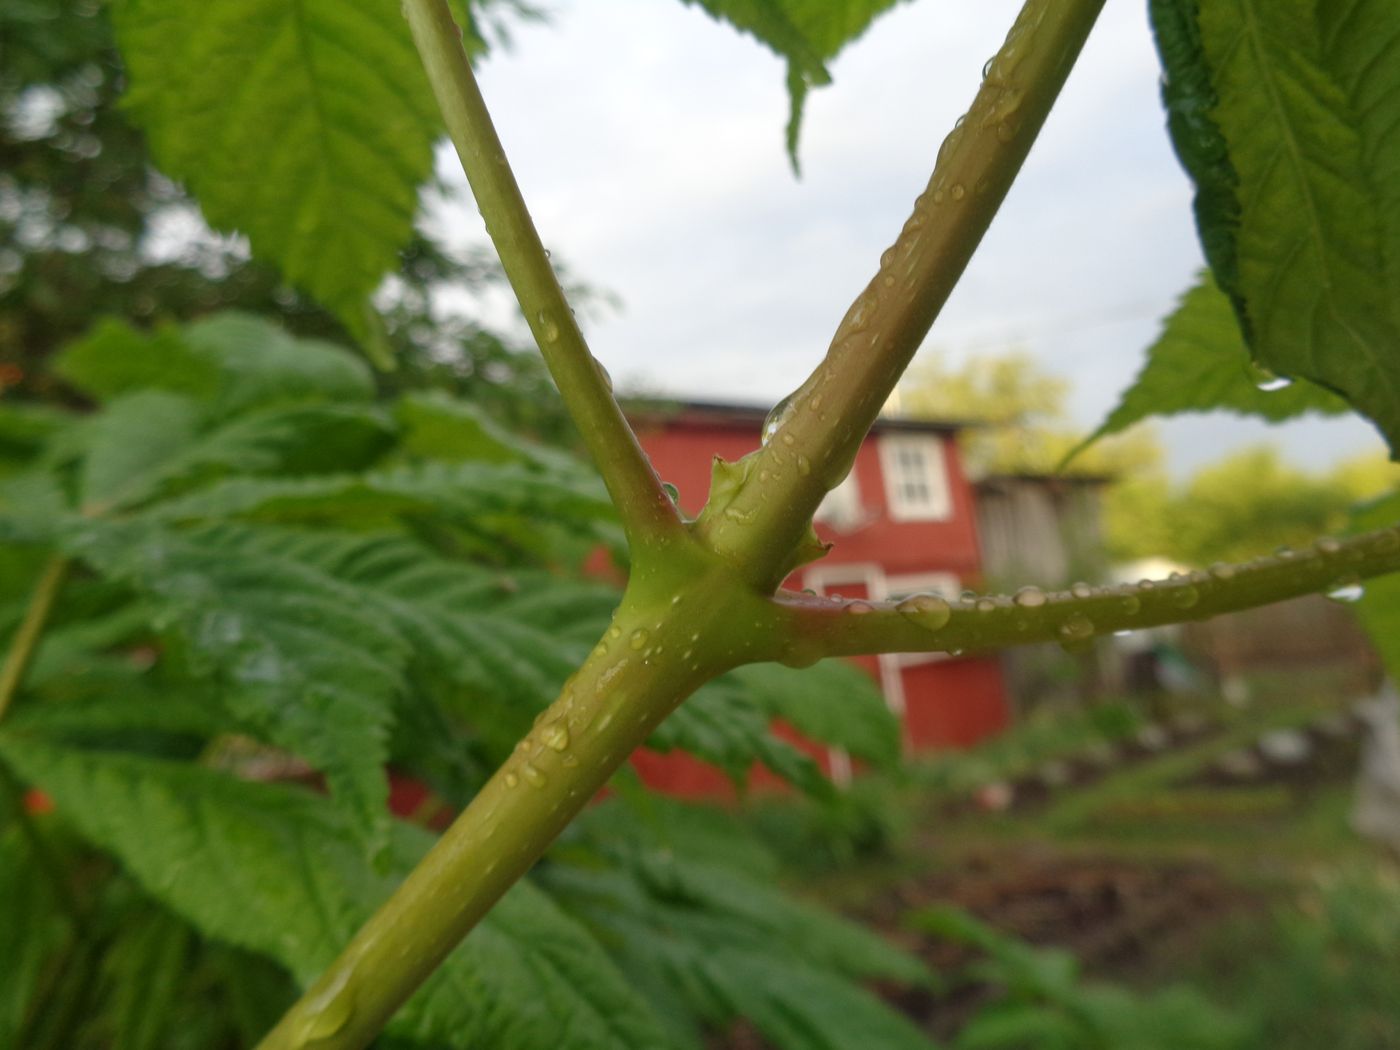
[432,0,1385,479]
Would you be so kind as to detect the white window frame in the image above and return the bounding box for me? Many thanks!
[878,434,951,522]
[814,471,864,531]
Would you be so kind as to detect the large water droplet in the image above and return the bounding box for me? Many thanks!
[521,762,546,788]
[593,356,613,391]
[1070,581,1093,600]
[975,596,998,613]
[1246,361,1292,391]
[629,628,649,651]
[1327,578,1364,603]
[1171,585,1199,610]
[504,771,519,788]
[1013,586,1047,608]
[607,624,622,640]
[1058,614,1095,648]
[541,722,570,752]
[662,481,681,505]
[846,600,876,615]
[536,310,561,344]
[896,593,952,631]
[295,971,356,1045]
[950,183,966,201]
[762,395,796,446]
[1209,562,1236,581]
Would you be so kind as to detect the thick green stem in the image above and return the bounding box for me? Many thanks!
[695,0,1106,589]
[402,0,684,553]
[260,2,1109,1045]
[765,527,1400,661]
[255,546,781,1050]
[0,556,68,724]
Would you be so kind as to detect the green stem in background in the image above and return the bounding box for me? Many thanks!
[0,556,69,724]
[765,526,1400,661]
[402,0,684,554]
[696,0,1107,590]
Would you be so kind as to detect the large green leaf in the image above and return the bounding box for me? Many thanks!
[1153,0,1400,453]
[182,313,376,415]
[1084,273,1348,448]
[73,395,392,513]
[110,0,440,328]
[61,520,411,851]
[0,740,671,1049]
[52,319,220,404]
[543,801,934,1050]
[731,659,901,768]
[680,0,905,167]
[76,392,205,512]
[53,314,375,415]
[141,461,615,534]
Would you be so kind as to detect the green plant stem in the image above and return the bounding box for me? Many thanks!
[401,0,684,554]
[258,2,1113,1046]
[695,0,1106,590]
[0,556,69,723]
[255,544,781,1050]
[764,527,1400,661]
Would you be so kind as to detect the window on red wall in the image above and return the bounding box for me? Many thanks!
[815,471,864,531]
[879,434,951,522]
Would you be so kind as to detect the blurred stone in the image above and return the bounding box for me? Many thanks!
[974,780,1015,813]
[1213,749,1263,780]
[1135,724,1171,752]
[1258,729,1312,766]
[1353,690,1400,850]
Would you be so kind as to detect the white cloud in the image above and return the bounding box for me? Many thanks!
[436,0,1386,477]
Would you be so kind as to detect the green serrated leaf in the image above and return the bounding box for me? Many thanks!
[78,392,204,512]
[1161,0,1400,453]
[79,397,394,514]
[111,0,440,328]
[1081,272,1348,452]
[0,740,671,1049]
[731,659,900,768]
[679,0,903,166]
[61,520,409,852]
[396,390,574,471]
[0,402,76,476]
[142,461,615,538]
[1150,0,1242,302]
[51,319,219,404]
[653,675,833,798]
[181,313,376,415]
[543,819,933,1050]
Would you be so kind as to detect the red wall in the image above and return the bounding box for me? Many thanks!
[628,409,1010,797]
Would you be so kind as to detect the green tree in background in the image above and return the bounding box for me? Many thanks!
[0,0,568,438]
[1106,446,1400,567]
[897,348,1162,480]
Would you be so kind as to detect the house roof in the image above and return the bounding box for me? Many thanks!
[976,471,1115,488]
[622,397,970,434]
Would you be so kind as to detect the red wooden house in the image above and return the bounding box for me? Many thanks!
[628,401,1009,790]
